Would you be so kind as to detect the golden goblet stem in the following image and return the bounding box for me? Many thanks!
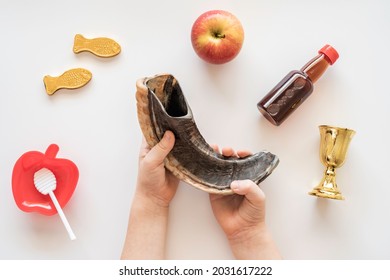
[309,166,344,200]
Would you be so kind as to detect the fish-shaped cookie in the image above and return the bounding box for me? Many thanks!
[73,34,121,58]
[43,68,92,95]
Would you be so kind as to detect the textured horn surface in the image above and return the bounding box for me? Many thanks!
[136,74,279,195]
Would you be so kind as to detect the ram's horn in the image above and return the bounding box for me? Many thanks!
[136,74,279,195]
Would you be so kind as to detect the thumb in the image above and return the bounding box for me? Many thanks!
[231,180,265,207]
[145,131,175,167]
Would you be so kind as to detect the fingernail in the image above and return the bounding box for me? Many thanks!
[231,180,240,190]
[163,131,171,141]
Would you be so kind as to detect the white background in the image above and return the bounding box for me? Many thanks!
[0,0,389,259]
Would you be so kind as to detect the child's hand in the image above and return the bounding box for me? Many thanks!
[121,131,179,259]
[136,130,179,208]
[209,146,281,259]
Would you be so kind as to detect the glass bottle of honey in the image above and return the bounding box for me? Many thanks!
[257,45,339,126]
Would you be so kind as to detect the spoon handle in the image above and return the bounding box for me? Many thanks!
[49,191,76,240]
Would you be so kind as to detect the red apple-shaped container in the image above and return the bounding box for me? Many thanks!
[12,144,79,216]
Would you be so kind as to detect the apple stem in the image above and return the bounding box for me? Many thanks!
[212,31,225,39]
[45,144,59,159]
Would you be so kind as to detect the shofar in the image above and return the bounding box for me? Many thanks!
[136,74,279,195]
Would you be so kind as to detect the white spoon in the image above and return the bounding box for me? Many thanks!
[33,168,76,240]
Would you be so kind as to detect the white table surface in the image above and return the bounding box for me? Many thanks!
[1,0,389,259]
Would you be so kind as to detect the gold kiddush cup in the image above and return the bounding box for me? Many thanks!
[309,125,356,200]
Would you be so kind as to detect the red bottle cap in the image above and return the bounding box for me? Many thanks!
[318,44,339,65]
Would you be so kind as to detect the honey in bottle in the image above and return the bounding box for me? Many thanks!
[257,45,339,126]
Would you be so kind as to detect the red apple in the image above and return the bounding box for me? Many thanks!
[191,10,245,64]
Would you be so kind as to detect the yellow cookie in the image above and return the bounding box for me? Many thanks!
[73,34,121,58]
[43,68,92,95]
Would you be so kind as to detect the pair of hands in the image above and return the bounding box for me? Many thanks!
[130,130,280,259]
